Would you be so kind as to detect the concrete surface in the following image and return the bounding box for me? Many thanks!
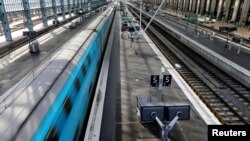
[100,11,208,141]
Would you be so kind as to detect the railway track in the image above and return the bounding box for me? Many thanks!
[129,7,250,125]
[0,6,105,58]
[0,16,78,58]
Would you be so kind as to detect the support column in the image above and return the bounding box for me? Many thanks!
[210,0,217,17]
[178,0,183,11]
[0,0,12,41]
[189,0,193,12]
[52,0,58,22]
[184,0,189,12]
[231,0,240,22]
[196,0,200,14]
[77,0,81,12]
[172,0,175,10]
[205,0,211,14]
[174,0,178,10]
[224,0,231,20]
[85,0,88,11]
[191,0,197,13]
[182,0,186,11]
[169,0,172,9]
[216,0,223,19]
[22,0,33,31]
[169,0,172,10]
[239,0,250,25]
[81,0,84,9]
[60,0,66,20]
[40,0,48,28]
[199,0,205,15]
[68,0,71,17]
[73,0,76,15]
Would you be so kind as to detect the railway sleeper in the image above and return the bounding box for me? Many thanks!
[178,67,188,70]
[214,107,230,112]
[181,73,194,77]
[187,79,201,83]
[238,98,247,102]
[227,122,246,125]
[190,82,204,85]
[185,76,197,79]
[222,79,237,83]
[222,79,235,82]
[179,71,193,74]
[215,75,228,79]
[182,74,196,77]
[193,88,210,94]
[196,88,211,93]
[202,95,217,99]
[242,102,250,106]
[233,87,248,91]
[241,94,250,98]
[239,91,250,94]
[210,103,225,107]
[226,84,241,88]
[222,116,242,122]
[193,86,208,89]
[205,99,221,103]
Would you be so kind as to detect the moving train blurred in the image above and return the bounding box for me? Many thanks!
[0,4,115,141]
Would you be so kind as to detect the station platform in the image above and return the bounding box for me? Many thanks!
[0,14,74,48]
[155,12,250,72]
[99,11,219,141]
[0,13,98,95]
[160,9,250,40]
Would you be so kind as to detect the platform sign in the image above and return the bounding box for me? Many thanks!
[23,31,37,37]
[150,75,159,87]
[162,75,172,86]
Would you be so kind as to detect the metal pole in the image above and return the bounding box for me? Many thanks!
[237,39,242,54]
[140,0,142,31]
[157,67,165,102]
[228,36,232,50]
[143,0,165,33]
[152,112,181,141]
[225,32,229,48]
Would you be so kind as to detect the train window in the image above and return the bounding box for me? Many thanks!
[81,65,86,77]
[63,96,72,116]
[45,127,59,141]
[87,55,91,66]
[74,78,80,93]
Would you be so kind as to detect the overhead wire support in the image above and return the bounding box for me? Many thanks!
[0,0,13,41]
[52,0,59,23]
[73,0,77,15]
[40,0,49,28]
[68,0,72,17]
[60,0,66,20]
[142,0,165,33]
[78,0,81,11]
[139,0,142,30]
[132,0,165,41]
[22,0,34,32]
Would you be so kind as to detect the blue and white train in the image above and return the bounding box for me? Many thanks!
[0,4,115,141]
